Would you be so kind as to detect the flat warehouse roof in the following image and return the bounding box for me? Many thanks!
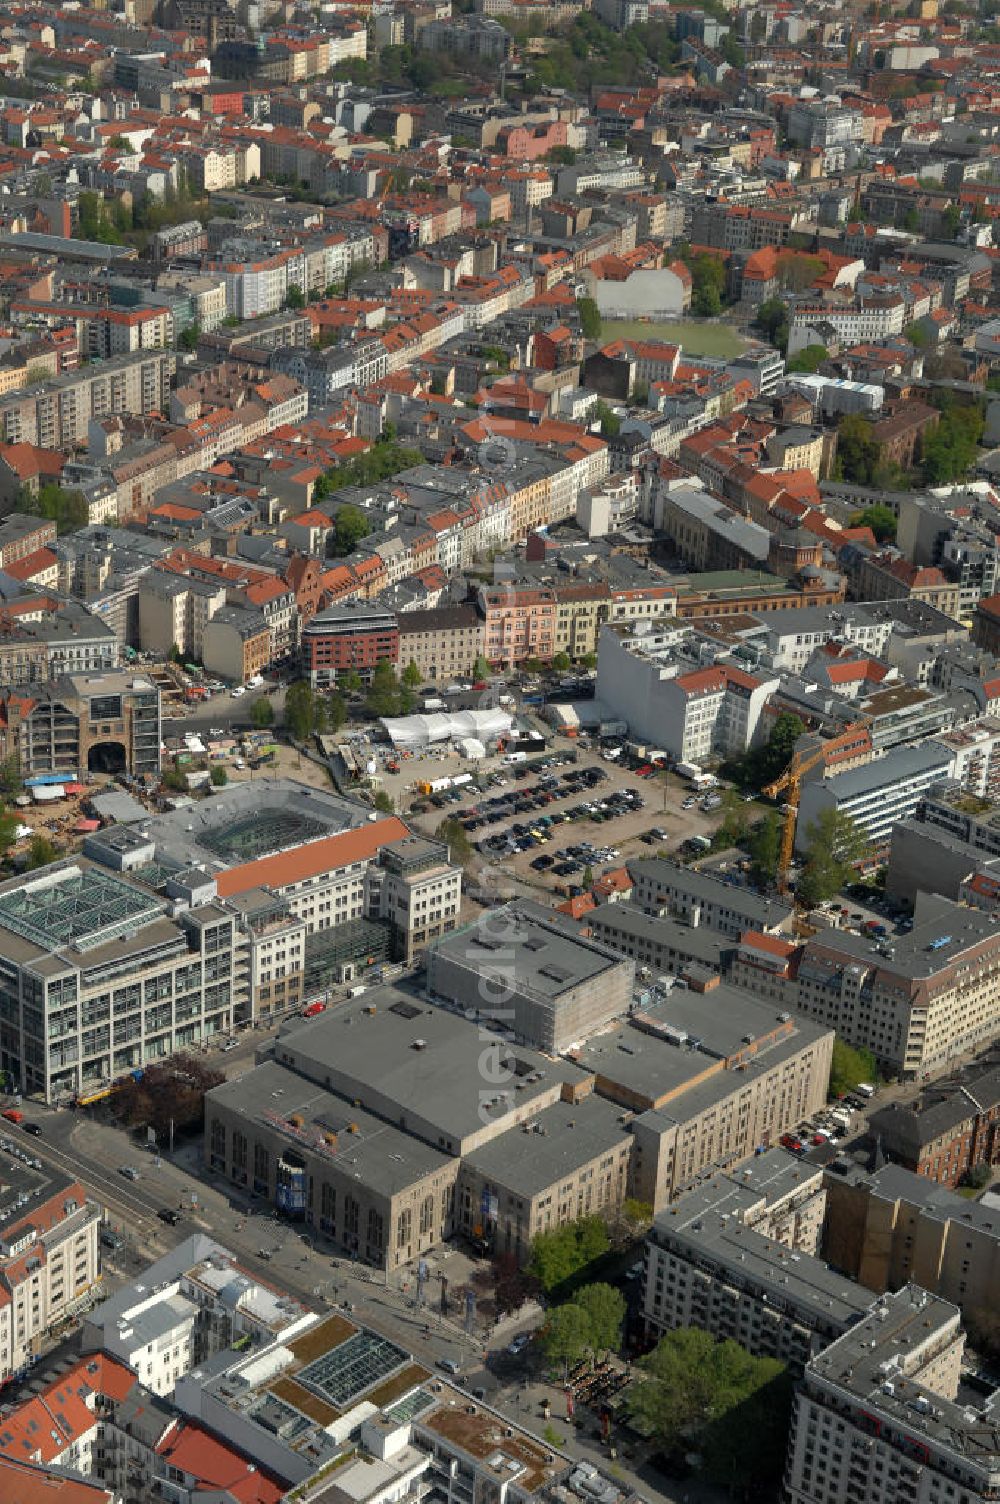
[462,1094,630,1199]
[276,989,589,1145]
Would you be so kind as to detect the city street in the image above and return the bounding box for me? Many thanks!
[12,1104,723,1503]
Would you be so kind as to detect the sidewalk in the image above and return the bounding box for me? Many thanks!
[491,1376,730,1504]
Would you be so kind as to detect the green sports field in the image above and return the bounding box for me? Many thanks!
[599,318,747,358]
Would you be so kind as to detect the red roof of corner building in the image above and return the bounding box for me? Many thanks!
[556,893,597,920]
[4,546,56,580]
[154,1420,284,1504]
[0,1458,115,1504]
[214,818,408,899]
[0,443,64,480]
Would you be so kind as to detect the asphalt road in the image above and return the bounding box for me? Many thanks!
[162,682,288,736]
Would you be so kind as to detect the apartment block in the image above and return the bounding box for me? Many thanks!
[786,893,1000,1078]
[397,604,485,682]
[0,670,160,781]
[301,600,399,689]
[587,903,732,977]
[373,836,462,963]
[794,740,956,855]
[626,857,794,939]
[0,1165,100,1383]
[783,1288,996,1504]
[0,350,174,447]
[867,1065,1000,1187]
[644,1150,872,1370]
[82,1234,313,1396]
[594,620,778,762]
[823,1161,1000,1315]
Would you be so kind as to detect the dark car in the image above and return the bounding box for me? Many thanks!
[23,1123,42,1137]
[157,1208,181,1226]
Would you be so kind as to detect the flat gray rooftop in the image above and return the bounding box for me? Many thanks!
[575,983,808,1103]
[276,987,589,1148]
[429,901,628,998]
[802,892,999,982]
[809,1285,1000,1467]
[588,903,731,968]
[209,1060,453,1196]
[462,1094,630,1199]
[655,1161,872,1329]
[626,859,793,930]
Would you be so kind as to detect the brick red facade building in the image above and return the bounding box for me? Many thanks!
[868,1066,1000,1187]
[301,600,398,688]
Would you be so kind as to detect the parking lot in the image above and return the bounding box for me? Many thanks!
[405,747,726,898]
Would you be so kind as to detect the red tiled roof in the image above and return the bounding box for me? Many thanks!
[214,818,408,898]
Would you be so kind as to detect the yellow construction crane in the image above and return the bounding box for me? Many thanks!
[762,743,834,896]
[763,721,872,895]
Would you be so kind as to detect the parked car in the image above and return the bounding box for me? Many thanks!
[118,1166,140,1181]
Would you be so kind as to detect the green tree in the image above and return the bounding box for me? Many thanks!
[333,503,372,556]
[365,661,402,719]
[727,710,804,788]
[251,696,275,729]
[688,251,725,316]
[372,790,394,814]
[835,413,880,486]
[313,698,329,736]
[829,1036,877,1097]
[941,203,961,238]
[0,805,18,858]
[0,757,22,800]
[327,692,347,733]
[285,680,315,741]
[436,815,472,864]
[754,297,789,352]
[577,296,602,340]
[210,764,228,786]
[552,652,571,671]
[340,668,363,697]
[178,324,201,353]
[573,1283,626,1356]
[530,1214,610,1295]
[748,813,783,887]
[798,809,871,907]
[25,833,58,869]
[628,1327,790,1490]
[720,30,745,64]
[23,482,89,535]
[785,344,828,374]
[608,1196,653,1248]
[541,1303,593,1372]
[472,655,491,681]
[582,864,594,888]
[700,1364,795,1497]
[592,400,620,438]
[904,320,931,348]
[920,400,985,485]
[402,660,422,689]
[848,503,897,542]
[284,284,306,310]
